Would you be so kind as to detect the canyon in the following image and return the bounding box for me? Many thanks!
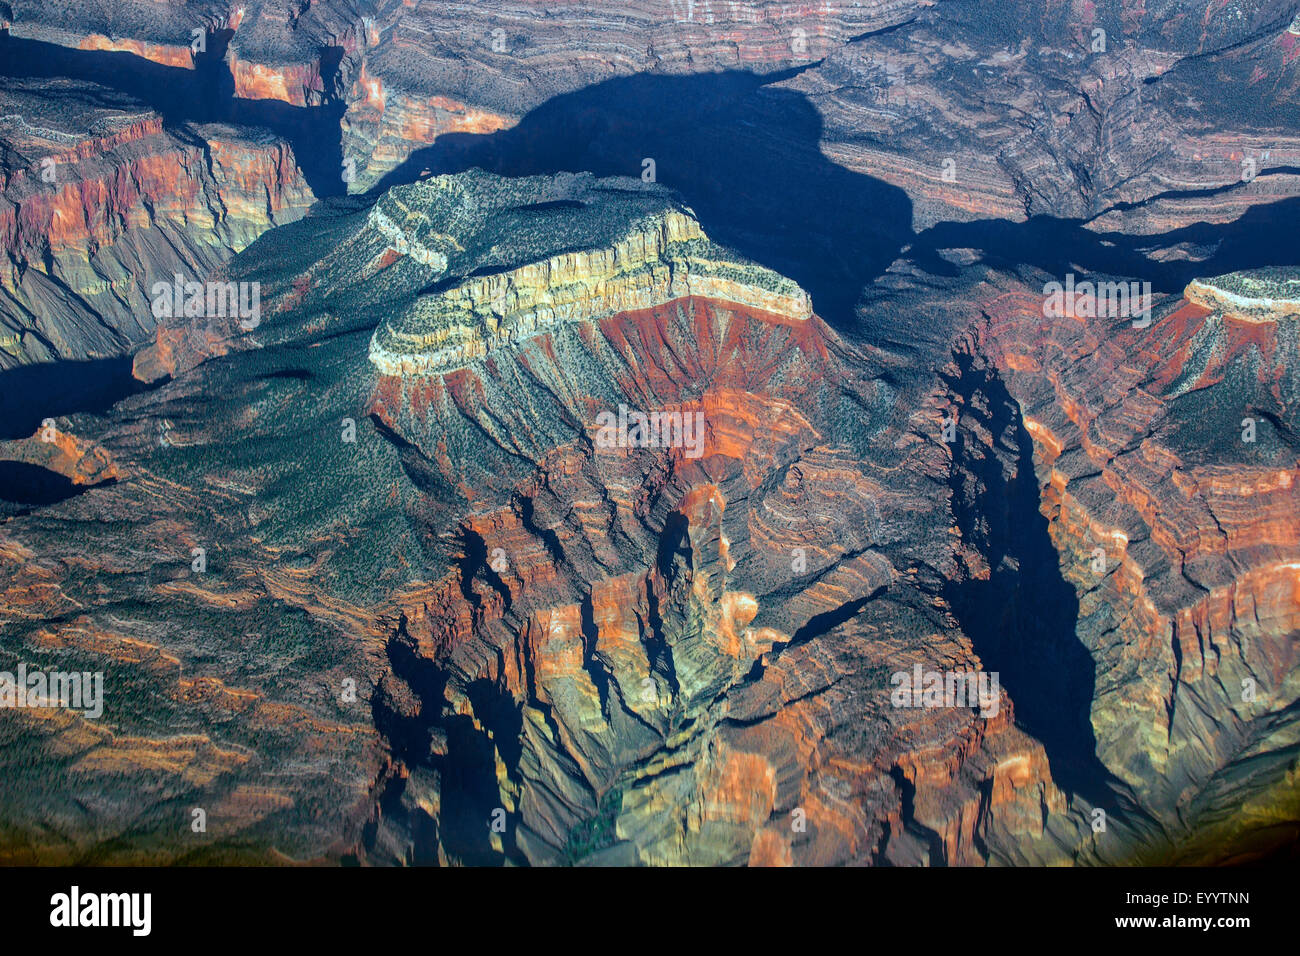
[0,0,1296,865]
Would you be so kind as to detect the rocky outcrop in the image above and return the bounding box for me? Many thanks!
[2,0,1298,866]
[1185,268,1300,322]
[367,178,811,375]
[0,171,1086,865]
[0,78,315,369]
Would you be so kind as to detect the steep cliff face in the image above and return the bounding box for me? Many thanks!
[1186,268,1300,321]
[366,293,1074,866]
[0,78,315,370]
[970,268,1300,860]
[366,183,812,374]
[0,171,1089,865]
[2,0,1298,866]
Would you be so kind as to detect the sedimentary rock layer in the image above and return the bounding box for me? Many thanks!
[2,0,1298,857]
[0,78,315,368]
[0,171,1086,865]
[9,0,1297,223]
[368,187,812,374]
[970,268,1300,858]
[1185,268,1300,322]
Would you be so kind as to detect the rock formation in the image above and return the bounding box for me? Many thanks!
[0,77,314,370]
[964,266,1300,861]
[1,166,1295,864]
[365,174,811,375]
[1185,267,1300,321]
[1,0,1298,867]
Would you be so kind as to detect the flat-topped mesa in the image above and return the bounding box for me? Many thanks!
[1185,268,1300,322]
[368,208,813,376]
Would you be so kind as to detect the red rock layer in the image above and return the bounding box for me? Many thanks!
[0,81,316,365]
[9,0,1298,212]
[364,296,1074,865]
[974,279,1300,825]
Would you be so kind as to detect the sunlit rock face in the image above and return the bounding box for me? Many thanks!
[0,78,315,369]
[0,170,1079,865]
[1185,268,1300,322]
[365,173,812,376]
[1,164,1298,864]
[970,269,1300,861]
[2,0,1300,862]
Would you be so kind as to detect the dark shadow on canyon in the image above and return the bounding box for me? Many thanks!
[912,195,1300,295]
[0,460,91,505]
[941,350,1120,810]
[370,69,917,329]
[5,28,1299,330]
[5,19,1298,326]
[370,615,524,866]
[7,33,1298,862]
[370,68,1300,334]
[0,356,147,440]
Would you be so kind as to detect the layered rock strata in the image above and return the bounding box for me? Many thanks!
[0,171,1082,865]
[368,193,812,374]
[8,0,1297,225]
[0,78,315,369]
[1185,268,1300,322]
[0,148,1296,865]
[970,267,1300,860]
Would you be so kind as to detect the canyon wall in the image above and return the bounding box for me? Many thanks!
[1,0,1297,866]
[969,268,1300,860]
[5,172,1294,863]
[7,0,1297,218]
[0,78,315,369]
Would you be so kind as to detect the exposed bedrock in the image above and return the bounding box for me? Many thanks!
[3,0,1296,403]
[972,269,1300,860]
[367,196,813,374]
[116,171,1085,866]
[0,78,315,370]
[0,164,1295,864]
[364,293,1079,866]
[6,0,1298,223]
[0,64,322,472]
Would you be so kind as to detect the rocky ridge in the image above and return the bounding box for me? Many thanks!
[4,0,1299,374]
[367,178,811,375]
[1185,267,1300,321]
[0,171,1079,865]
[965,266,1300,860]
[0,0,1297,866]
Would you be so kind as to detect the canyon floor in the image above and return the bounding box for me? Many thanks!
[0,1,1297,866]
